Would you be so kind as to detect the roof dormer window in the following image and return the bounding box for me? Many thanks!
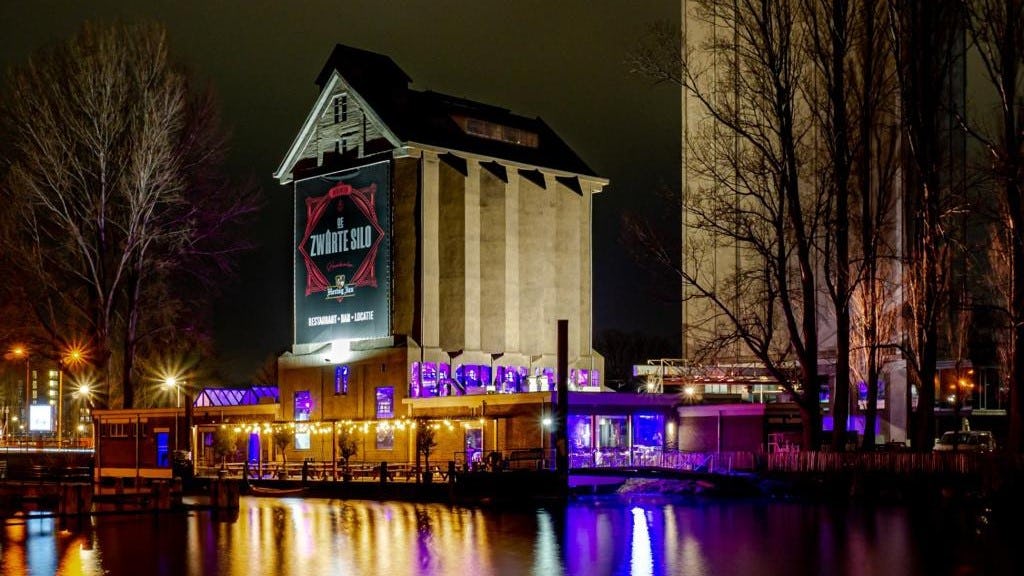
[451,114,538,148]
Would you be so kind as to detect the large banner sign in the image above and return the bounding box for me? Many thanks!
[294,161,390,345]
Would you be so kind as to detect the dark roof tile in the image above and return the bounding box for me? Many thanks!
[317,44,598,178]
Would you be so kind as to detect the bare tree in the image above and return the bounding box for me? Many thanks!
[0,21,259,407]
[961,0,1024,452]
[981,224,1015,413]
[804,0,857,450]
[630,0,827,449]
[849,0,903,450]
[887,0,965,451]
[848,269,902,438]
[416,419,438,482]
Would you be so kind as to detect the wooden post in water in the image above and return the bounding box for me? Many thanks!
[58,484,93,515]
[210,479,240,509]
[153,481,171,511]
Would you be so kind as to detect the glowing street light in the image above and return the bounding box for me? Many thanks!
[164,377,183,453]
[57,346,87,447]
[164,376,182,408]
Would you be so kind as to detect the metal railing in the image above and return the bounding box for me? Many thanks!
[569,449,757,474]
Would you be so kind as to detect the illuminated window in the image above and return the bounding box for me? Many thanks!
[334,365,349,395]
[632,414,664,447]
[156,432,170,468]
[376,423,394,450]
[294,391,312,421]
[375,387,394,419]
[420,362,439,397]
[597,416,627,450]
[496,366,525,394]
[294,390,311,450]
[569,415,592,453]
[456,364,489,393]
[410,362,421,397]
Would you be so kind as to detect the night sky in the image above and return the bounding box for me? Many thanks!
[0,1,681,381]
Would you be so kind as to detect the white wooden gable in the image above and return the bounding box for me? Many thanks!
[274,71,402,184]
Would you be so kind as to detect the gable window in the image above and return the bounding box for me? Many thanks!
[333,94,348,123]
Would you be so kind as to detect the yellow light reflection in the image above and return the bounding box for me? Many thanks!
[186,497,502,576]
[3,520,28,575]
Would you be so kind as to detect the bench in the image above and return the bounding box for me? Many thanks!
[507,448,545,470]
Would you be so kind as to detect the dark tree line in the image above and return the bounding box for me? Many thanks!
[594,329,680,390]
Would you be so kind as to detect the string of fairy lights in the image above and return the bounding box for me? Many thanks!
[217,417,490,436]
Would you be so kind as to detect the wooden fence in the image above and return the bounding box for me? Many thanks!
[767,451,992,475]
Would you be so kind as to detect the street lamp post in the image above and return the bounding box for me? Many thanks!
[5,347,31,438]
[23,354,29,437]
[164,377,182,452]
[57,366,63,446]
[57,348,85,449]
[76,383,93,447]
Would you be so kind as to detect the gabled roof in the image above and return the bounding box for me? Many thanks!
[195,386,280,407]
[276,43,602,183]
[314,44,411,93]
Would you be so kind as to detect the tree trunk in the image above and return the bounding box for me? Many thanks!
[1009,177,1024,452]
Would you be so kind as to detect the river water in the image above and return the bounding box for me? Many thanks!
[0,493,1018,575]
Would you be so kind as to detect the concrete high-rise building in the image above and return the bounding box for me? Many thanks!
[671,0,985,446]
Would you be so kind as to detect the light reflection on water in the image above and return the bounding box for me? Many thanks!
[0,495,1018,575]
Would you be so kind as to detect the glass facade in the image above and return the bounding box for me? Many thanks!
[632,414,664,466]
[567,413,666,468]
[408,363,598,398]
[464,427,483,465]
